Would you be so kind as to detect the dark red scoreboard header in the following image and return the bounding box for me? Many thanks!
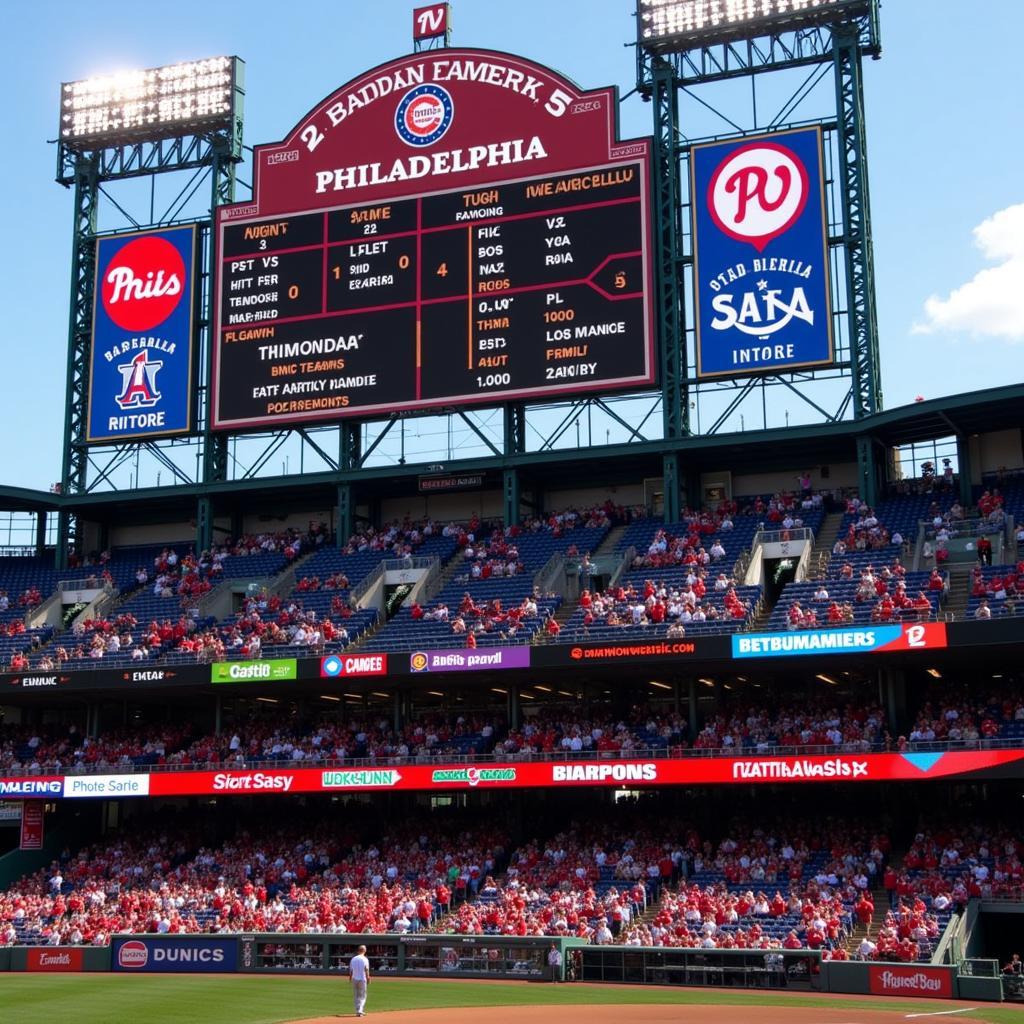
[213,49,654,429]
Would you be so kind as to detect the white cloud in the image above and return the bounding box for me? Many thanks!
[911,203,1024,341]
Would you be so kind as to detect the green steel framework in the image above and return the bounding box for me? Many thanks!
[51,10,887,563]
[636,1,883,516]
[55,84,244,566]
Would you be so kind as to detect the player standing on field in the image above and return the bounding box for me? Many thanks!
[349,944,370,1017]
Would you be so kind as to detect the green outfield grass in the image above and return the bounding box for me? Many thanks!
[1,975,1020,1024]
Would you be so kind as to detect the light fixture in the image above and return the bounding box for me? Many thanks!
[520,693,535,700]
[637,0,870,53]
[926,668,942,679]
[343,693,363,699]
[534,685,552,693]
[557,690,575,698]
[60,57,240,147]
[371,692,390,699]
[491,687,508,695]
[815,673,839,685]
[320,695,341,702]
[699,678,715,686]
[256,697,278,704]
[649,681,672,690]
[427,690,445,697]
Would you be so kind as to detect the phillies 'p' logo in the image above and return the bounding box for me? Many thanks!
[707,140,809,252]
[101,235,185,331]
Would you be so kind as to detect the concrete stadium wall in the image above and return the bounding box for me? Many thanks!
[379,491,504,525]
[733,463,858,497]
[971,428,1024,481]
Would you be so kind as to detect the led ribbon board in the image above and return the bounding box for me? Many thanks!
[691,127,833,379]
[212,48,654,429]
[637,0,871,52]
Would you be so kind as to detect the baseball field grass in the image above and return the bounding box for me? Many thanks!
[1,976,1022,1024]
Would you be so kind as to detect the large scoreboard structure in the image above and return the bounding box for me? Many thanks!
[212,50,654,428]
[51,2,885,560]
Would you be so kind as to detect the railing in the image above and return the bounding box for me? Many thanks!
[12,735,1024,779]
[533,551,563,594]
[349,564,385,608]
[56,579,114,594]
[750,527,814,548]
[607,546,635,590]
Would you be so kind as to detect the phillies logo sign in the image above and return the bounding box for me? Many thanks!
[395,84,454,147]
[707,141,809,253]
[413,3,449,41]
[101,235,185,331]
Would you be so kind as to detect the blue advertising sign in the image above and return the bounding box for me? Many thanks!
[112,935,238,972]
[87,225,196,442]
[691,127,833,378]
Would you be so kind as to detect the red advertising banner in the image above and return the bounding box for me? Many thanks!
[138,748,1024,799]
[26,947,84,972]
[868,964,953,998]
[19,801,44,849]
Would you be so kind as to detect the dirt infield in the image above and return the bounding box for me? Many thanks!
[288,999,989,1024]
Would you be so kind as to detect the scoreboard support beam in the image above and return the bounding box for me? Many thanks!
[650,57,689,443]
[662,452,681,523]
[855,435,878,509]
[503,469,521,528]
[955,434,974,509]
[57,155,99,570]
[336,483,353,547]
[833,24,882,419]
[196,496,213,554]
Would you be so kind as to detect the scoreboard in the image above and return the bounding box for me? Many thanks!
[214,162,653,428]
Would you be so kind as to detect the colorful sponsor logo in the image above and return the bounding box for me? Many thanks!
[27,947,84,972]
[413,3,449,42]
[321,653,387,678]
[395,84,454,147]
[431,767,517,787]
[0,778,62,798]
[101,234,186,332]
[117,940,149,969]
[321,769,402,788]
[409,647,530,673]
[64,774,149,799]
[552,763,658,783]
[113,937,237,973]
[868,965,953,998]
[211,658,298,683]
[732,623,948,659]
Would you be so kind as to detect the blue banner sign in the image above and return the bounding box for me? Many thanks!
[87,225,196,442]
[691,127,833,378]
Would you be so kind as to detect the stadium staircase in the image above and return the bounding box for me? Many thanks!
[843,888,890,956]
[807,511,845,576]
[593,523,629,558]
[943,571,970,620]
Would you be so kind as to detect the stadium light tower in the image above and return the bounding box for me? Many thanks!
[54,57,244,569]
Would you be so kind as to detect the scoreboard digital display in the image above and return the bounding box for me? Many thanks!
[212,49,654,429]
[216,163,650,426]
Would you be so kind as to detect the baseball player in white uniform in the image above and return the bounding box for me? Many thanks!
[350,944,370,1017]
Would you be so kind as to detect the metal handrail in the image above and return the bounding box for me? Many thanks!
[9,735,1024,778]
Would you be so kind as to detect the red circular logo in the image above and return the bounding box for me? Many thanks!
[101,236,186,332]
[118,940,149,968]
[405,96,444,135]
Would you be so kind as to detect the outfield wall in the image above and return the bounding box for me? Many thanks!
[0,935,1007,1000]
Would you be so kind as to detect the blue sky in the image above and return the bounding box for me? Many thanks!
[1,0,1022,490]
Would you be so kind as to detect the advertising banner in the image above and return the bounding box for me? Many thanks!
[64,775,150,799]
[87,225,196,442]
[532,636,730,668]
[19,802,44,850]
[0,778,62,799]
[321,653,387,678]
[112,936,238,973]
[408,646,530,673]
[26,947,84,972]
[732,623,948,659]
[92,748,1024,801]
[691,127,832,378]
[211,659,298,683]
[867,964,954,998]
